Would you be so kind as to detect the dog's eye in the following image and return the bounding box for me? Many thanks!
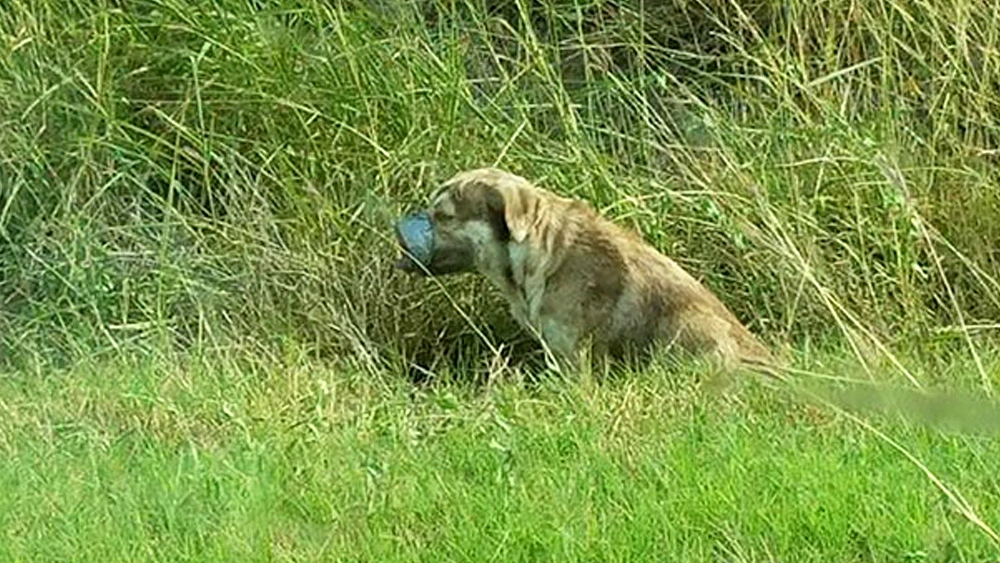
[434,211,454,222]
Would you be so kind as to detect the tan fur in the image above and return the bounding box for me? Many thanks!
[400,167,774,373]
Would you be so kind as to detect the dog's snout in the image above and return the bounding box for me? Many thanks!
[394,212,435,272]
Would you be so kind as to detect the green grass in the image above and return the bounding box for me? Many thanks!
[1,350,999,561]
[3,0,1000,560]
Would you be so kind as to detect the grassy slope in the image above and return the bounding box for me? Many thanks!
[2,0,1000,560]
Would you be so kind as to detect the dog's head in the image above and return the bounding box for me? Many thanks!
[394,168,538,276]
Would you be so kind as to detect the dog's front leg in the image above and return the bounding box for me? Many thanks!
[538,317,590,375]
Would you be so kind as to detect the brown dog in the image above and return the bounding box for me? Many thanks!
[395,167,774,373]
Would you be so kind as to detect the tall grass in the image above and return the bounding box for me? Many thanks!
[2,0,999,376]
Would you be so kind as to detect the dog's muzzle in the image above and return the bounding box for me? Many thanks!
[395,212,434,272]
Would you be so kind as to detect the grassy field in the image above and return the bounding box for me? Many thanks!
[2,350,1000,561]
[3,0,1000,560]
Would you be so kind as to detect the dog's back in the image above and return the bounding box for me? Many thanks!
[539,186,773,368]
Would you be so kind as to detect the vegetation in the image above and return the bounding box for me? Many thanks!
[2,0,999,560]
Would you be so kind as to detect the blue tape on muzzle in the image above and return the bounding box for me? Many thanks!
[395,212,434,271]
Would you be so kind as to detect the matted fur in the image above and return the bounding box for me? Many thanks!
[397,167,774,373]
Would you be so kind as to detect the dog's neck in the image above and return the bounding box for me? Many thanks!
[478,239,556,333]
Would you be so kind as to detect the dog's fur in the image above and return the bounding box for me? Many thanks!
[397,167,774,373]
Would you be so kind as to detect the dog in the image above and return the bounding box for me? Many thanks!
[395,167,775,375]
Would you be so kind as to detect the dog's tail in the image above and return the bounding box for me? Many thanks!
[733,339,794,384]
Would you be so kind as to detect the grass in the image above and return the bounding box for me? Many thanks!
[2,350,1000,561]
[2,0,1000,560]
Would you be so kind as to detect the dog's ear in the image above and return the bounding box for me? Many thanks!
[489,184,533,244]
[483,185,511,243]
